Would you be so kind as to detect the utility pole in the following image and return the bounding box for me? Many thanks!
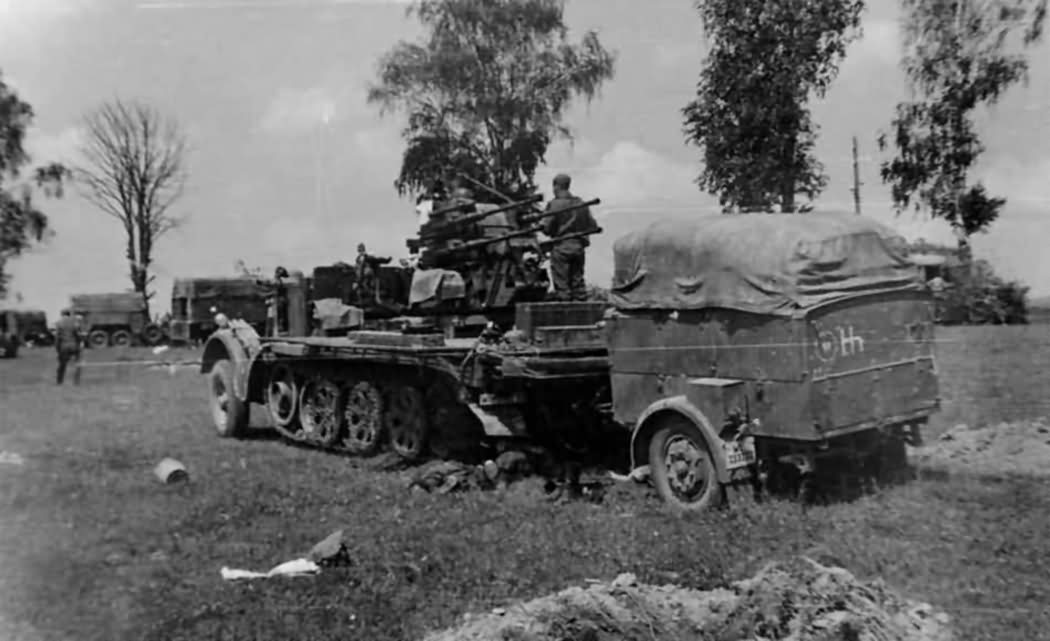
[851,136,862,215]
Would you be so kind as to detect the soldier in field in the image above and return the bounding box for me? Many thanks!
[54,308,83,385]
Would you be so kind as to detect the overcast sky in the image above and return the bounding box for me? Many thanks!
[2,0,1048,318]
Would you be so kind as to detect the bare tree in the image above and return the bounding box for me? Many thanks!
[76,98,188,314]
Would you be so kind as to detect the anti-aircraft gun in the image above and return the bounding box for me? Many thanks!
[257,180,603,340]
[404,185,602,330]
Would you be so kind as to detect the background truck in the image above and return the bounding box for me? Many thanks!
[69,292,165,348]
[168,277,271,345]
[0,309,53,357]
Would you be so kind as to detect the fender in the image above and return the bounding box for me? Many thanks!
[200,323,261,401]
[629,395,731,484]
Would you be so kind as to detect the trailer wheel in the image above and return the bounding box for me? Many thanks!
[208,359,248,438]
[386,385,429,462]
[87,330,109,348]
[110,329,132,347]
[648,415,725,512]
[298,376,345,447]
[266,365,299,430]
[342,381,384,455]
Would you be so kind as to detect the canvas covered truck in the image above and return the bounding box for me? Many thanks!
[169,277,271,345]
[69,292,165,348]
[199,209,939,511]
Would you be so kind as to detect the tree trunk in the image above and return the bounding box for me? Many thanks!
[779,127,797,213]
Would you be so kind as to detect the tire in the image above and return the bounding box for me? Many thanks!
[142,323,165,346]
[648,415,725,512]
[1,336,16,358]
[87,330,110,348]
[110,329,133,347]
[208,359,248,438]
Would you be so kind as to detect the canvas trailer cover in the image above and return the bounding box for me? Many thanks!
[70,293,146,313]
[172,277,271,300]
[610,211,921,315]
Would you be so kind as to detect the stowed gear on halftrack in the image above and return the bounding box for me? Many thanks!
[202,191,942,512]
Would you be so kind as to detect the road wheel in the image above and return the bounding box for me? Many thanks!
[298,375,345,447]
[648,414,725,512]
[386,385,429,462]
[88,330,109,348]
[342,381,384,455]
[142,323,165,346]
[110,329,132,347]
[208,359,248,438]
[266,364,299,434]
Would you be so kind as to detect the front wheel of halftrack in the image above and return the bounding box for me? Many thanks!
[342,381,384,455]
[87,330,109,348]
[386,385,429,462]
[208,359,248,438]
[648,416,725,513]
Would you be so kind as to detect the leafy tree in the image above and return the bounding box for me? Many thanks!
[367,0,616,200]
[75,99,188,315]
[936,258,1029,324]
[682,0,864,213]
[0,71,68,298]
[878,0,1047,258]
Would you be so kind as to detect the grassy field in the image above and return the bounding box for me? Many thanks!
[1,325,1049,641]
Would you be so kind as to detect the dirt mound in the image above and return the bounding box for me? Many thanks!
[422,557,952,641]
[912,419,1050,478]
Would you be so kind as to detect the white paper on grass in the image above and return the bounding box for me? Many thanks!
[220,557,320,580]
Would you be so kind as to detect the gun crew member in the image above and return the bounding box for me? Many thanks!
[541,173,598,301]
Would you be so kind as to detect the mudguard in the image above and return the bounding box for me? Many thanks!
[629,396,731,484]
[199,321,261,401]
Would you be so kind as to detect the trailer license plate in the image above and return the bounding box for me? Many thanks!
[724,439,756,470]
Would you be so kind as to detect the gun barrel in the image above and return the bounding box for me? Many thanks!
[539,227,603,247]
[433,227,538,256]
[421,194,544,240]
[520,198,601,225]
[456,173,545,214]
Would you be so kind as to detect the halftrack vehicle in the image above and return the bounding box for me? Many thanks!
[200,200,940,511]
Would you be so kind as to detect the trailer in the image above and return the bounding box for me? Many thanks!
[200,207,940,511]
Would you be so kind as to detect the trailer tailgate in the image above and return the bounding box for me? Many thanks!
[806,289,939,435]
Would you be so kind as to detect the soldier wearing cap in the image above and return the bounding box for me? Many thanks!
[54,308,83,385]
[542,173,598,301]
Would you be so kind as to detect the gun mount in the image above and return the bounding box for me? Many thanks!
[264,183,603,340]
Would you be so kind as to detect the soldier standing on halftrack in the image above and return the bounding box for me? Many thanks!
[542,173,598,301]
[54,308,83,385]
